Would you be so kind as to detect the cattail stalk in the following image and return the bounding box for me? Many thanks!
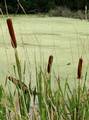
[7,18,22,80]
[77,58,83,79]
[7,18,17,48]
[47,55,53,74]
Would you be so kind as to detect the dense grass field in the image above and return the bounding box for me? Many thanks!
[0,15,89,84]
[0,15,89,120]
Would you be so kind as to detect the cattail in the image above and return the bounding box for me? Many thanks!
[77,57,83,79]
[47,55,53,74]
[7,18,17,48]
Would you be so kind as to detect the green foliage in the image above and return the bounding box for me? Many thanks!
[0,85,6,120]
[0,0,89,14]
[4,45,89,119]
[1,65,89,119]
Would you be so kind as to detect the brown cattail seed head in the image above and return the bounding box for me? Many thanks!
[7,18,17,48]
[47,55,53,74]
[77,57,83,79]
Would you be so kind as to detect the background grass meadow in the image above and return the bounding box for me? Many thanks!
[0,15,89,87]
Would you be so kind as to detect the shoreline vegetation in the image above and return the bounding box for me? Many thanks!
[0,0,89,20]
[0,8,89,20]
[0,17,89,120]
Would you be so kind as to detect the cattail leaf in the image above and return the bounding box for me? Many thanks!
[7,76,28,93]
